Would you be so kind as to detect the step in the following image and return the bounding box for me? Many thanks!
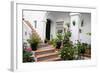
[35,47,55,53]
[40,57,61,62]
[83,54,91,58]
[37,54,58,61]
[37,53,59,61]
[35,49,55,56]
[38,43,49,48]
[36,52,58,59]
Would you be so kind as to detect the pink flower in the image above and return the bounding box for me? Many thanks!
[25,48,32,52]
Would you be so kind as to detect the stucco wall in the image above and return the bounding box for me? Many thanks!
[79,13,91,44]
[70,13,91,44]
[23,21,32,47]
[70,13,80,44]
[23,11,91,44]
[23,11,47,41]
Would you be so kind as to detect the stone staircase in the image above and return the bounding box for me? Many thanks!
[23,19,42,42]
[32,45,61,62]
[23,19,61,62]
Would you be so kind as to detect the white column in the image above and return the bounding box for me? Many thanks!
[70,13,81,44]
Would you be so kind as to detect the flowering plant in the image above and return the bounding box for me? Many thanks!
[23,48,34,62]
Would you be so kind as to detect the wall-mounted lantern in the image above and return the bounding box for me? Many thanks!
[81,19,84,27]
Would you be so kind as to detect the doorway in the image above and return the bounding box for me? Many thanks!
[45,19,51,41]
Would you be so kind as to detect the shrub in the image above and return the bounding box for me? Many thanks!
[59,30,75,60]
[23,49,35,62]
[76,41,88,56]
[60,46,75,60]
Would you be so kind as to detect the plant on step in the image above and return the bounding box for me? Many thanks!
[55,33,63,49]
[63,31,72,47]
[27,35,40,51]
[23,48,35,62]
[44,38,49,43]
[48,38,57,47]
[48,33,63,49]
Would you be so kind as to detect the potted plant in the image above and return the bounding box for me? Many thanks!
[27,35,40,51]
[44,38,48,43]
[48,38,57,47]
[56,33,63,49]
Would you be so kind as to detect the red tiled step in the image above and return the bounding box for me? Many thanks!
[36,52,58,59]
[40,57,61,62]
[35,47,55,53]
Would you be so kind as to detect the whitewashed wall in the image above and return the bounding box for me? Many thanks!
[70,13,91,44]
[70,13,80,44]
[23,11,47,41]
[23,11,91,44]
[79,13,91,44]
[23,21,32,46]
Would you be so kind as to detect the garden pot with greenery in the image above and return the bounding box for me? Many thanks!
[30,43,38,51]
[44,38,48,43]
[56,41,62,49]
[55,33,63,49]
[27,35,40,51]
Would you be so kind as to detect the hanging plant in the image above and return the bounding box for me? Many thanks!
[73,21,75,26]
[81,19,84,27]
[86,32,91,36]
[79,29,82,33]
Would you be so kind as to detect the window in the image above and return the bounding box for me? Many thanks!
[34,20,37,28]
[56,21,64,34]
[25,31,27,36]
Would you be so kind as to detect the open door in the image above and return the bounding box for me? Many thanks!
[45,19,51,41]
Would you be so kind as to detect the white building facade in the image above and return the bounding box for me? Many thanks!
[23,11,91,45]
